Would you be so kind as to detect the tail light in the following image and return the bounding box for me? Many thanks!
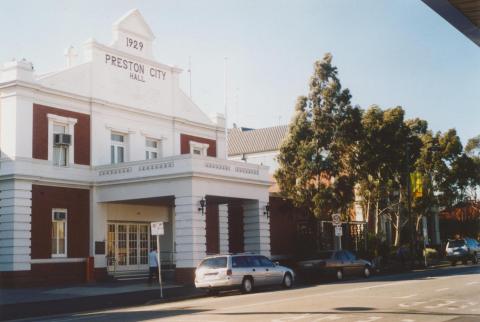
[226,269,232,276]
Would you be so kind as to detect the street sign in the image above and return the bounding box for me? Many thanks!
[151,222,164,236]
[335,225,343,237]
[332,214,341,226]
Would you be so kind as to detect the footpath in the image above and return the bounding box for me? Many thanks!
[0,281,203,321]
[0,261,453,321]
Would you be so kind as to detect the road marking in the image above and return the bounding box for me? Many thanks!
[424,300,456,309]
[466,281,480,285]
[401,320,415,322]
[217,279,421,313]
[435,288,449,292]
[394,294,417,299]
[399,301,427,308]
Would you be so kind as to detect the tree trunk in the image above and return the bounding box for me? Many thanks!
[394,188,403,247]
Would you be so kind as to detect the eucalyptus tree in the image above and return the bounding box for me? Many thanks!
[275,53,362,220]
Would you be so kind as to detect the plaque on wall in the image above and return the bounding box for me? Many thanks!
[95,241,106,255]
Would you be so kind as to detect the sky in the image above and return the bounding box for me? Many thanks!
[1,0,479,143]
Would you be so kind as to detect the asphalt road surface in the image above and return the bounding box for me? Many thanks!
[13,265,480,322]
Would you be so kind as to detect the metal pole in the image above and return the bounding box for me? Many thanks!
[224,57,228,159]
[157,235,163,298]
[406,144,415,269]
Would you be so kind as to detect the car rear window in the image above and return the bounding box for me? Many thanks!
[448,240,465,248]
[232,256,249,268]
[199,257,227,269]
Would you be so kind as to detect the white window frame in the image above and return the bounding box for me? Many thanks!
[52,123,68,166]
[145,138,161,160]
[111,132,127,164]
[47,114,77,166]
[51,208,68,258]
[189,141,209,157]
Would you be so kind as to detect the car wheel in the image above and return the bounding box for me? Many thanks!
[282,273,293,289]
[451,260,457,266]
[241,277,253,294]
[336,269,343,281]
[363,266,371,278]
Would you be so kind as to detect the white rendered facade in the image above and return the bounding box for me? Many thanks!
[0,10,271,285]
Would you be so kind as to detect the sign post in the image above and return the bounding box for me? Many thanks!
[150,222,164,298]
[332,214,342,250]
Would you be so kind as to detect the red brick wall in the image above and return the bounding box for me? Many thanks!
[0,262,87,288]
[269,197,303,256]
[31,185,90,259]
[180,134,216,157]
[32,104,91,165]
[228,201,244,253]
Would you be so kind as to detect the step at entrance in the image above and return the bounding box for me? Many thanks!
[111,269,176,282]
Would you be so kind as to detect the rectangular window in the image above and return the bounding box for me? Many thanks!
[53,124,68,166]
[52,209,67,257]
[189,141,209,156]
[145,138,160,160]
[111,132,126,164]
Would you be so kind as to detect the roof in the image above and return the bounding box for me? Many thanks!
[422,0,480,47]
[228,125,289,156]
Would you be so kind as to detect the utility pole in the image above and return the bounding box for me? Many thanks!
[406,143,415,269]
[224,57,228,159]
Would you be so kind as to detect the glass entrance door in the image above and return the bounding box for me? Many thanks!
[107,222,150,272]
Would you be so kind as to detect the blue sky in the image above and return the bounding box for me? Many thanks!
[1,0,479,143]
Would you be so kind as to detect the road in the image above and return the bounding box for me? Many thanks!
[13,265,480,322]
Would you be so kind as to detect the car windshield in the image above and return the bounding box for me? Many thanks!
[448,240,465,248]
[198,257,227,269]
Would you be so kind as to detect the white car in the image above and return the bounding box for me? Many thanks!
[195,254,295,294]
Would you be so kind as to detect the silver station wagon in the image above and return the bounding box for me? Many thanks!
[194,254,295,294]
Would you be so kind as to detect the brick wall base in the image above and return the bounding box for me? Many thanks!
[0,262,110,288]
[175,267,196,285]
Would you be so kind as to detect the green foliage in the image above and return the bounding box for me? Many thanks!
[276,54,480,245]
[275,53,361,219]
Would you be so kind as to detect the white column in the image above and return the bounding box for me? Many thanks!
[90,187,107,268]
[0,180,32,271]
[174,195,206,268]
[218,204,229,254]
[243,199,270,257]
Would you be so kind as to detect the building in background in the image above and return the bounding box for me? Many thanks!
[0,9,272,287]
[228,125,368,260]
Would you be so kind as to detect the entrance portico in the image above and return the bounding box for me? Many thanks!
[92,154,271,283]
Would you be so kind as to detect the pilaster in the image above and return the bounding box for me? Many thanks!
[0,180,32,271]
[218,203,229,254]
[243,199,270,257]
[174,195,206,268]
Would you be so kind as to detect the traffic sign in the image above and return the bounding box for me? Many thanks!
[332,214,341,226]
[151,222,164,236]
[335,225,343,237]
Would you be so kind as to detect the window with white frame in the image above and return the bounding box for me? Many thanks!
[145,138,161,159]
[111,132,126,164]
[189,141,209,157]
[53,124,68,166]
[52,209,67,257]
